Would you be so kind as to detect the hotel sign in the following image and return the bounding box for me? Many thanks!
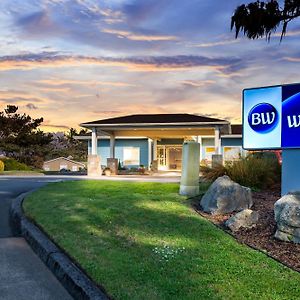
[243,83,300,149]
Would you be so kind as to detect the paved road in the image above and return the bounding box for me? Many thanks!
[0,178,73,300]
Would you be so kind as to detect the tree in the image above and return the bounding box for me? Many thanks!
[47,128,88,162]
[231,0,300,41]
[0,105,53,168]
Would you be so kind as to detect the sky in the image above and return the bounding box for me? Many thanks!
[0,0,300,132]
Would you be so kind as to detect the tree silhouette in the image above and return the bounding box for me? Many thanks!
[231,0,300,41]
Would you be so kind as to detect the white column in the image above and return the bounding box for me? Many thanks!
[148,138,152,169]
[214,127,221,155]
[91,127,97,155]
[153,139,158,160]
[110,135,115,158]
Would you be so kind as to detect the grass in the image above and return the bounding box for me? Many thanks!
[24,181,300,300]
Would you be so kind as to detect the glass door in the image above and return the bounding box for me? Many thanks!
[167,146,182,170]
[157,146,167,170]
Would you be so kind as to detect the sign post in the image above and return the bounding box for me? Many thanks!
[243,83,300,195]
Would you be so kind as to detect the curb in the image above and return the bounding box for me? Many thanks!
[10,192,110,300]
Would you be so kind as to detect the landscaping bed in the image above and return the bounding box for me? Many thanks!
[195,184,300,272]
[24,181,300,300]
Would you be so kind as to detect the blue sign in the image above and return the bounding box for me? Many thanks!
[243,83,300,150]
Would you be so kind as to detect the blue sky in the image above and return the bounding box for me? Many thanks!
[0,0,300,131]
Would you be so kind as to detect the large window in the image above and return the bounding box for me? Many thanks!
[123,147,140,165]
[223,146,242,161]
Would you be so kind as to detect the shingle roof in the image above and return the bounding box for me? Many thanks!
[81,114,227,126]
[231,124,242,135]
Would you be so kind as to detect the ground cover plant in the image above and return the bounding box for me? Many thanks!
[24,181,300,300]
[201,155,281,189]
[0,158,32,171]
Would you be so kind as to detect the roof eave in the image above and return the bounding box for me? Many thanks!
[80,121,229,128]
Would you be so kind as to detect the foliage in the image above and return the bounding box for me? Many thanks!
[24,181,300,299]
[47,128,88,162]
[0,105,52,168]
[1,158,31,171]
[0,160,4,172]
[231,0,300,41]
[201,155,281,189]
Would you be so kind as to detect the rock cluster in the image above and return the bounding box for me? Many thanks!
[225,209,259,232]
[274,193,300,243]
[200,175,253,215]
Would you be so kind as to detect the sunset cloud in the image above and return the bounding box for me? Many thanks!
[0,52,244,74]
[102,28,178,41]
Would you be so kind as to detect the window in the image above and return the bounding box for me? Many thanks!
[204,147,216,161]
[44,166,50,171]
[223,147,241,161]
[123,147,140,165]
[60,164,67,170]
[72,165,78,171]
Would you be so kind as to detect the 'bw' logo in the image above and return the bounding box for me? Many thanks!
[248,103,278,133]
[287,115,300,128]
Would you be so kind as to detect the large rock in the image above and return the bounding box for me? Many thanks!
[225,209,259,232]
[200,175,253,214]
[274,193,300,243]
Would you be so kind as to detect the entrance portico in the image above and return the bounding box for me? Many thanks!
[80,114,230,175]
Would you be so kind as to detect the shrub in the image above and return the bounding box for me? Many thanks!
[2,158,31,171]
[0,160,4,172]
[200,155,281,190]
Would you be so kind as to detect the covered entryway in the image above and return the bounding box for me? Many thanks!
[79,114,230,176]
[157,145,182,171]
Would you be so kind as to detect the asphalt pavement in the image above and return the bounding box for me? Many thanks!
[0,177,73,300]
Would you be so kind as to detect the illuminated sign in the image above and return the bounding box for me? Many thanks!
[243,83,300,150]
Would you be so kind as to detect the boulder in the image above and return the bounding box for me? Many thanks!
[225,209,259,232]
[200,175,253,214]
[274,193,300,243]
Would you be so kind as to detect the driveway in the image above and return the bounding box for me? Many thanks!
[0,178,73,300]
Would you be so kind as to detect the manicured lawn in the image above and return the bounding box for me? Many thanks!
[24,181,300,300]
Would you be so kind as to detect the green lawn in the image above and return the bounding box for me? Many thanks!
[24,181,300,300]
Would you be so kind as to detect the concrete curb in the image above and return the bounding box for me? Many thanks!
[10,193,110,300]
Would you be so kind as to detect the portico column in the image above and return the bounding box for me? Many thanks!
[153,139,158,160]
[91,127,97,155]
[148,138,152,169]
[214,126,221,155]
[110,135,115,158]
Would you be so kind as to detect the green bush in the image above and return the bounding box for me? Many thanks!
[201,155,281,189]
[0,160,4,172]
[1,158,32,171]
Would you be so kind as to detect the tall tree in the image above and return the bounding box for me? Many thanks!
[0,105,52,168]
[231,0,300,41]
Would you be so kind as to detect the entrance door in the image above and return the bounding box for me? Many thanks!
[157,145,182,170]
[168,146,182,170]
[157,146,167,170]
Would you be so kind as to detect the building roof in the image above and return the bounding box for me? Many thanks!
[81,114,228,126]
[231,124,242,135]
[44,157,85,166]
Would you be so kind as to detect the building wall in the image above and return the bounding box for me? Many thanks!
[221,137,243,147]
[88,138,149,167]
[87,136,244,168]
[43,158,84,171]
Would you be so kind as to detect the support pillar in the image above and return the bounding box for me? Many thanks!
[88,127,101,176]
[148,139,152,170]
[151,139,158,172]
[153,139,158,160]
[214,126,221,155]
[110,135,115,158]
[282,149,300,195]
[91,127,97,155]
